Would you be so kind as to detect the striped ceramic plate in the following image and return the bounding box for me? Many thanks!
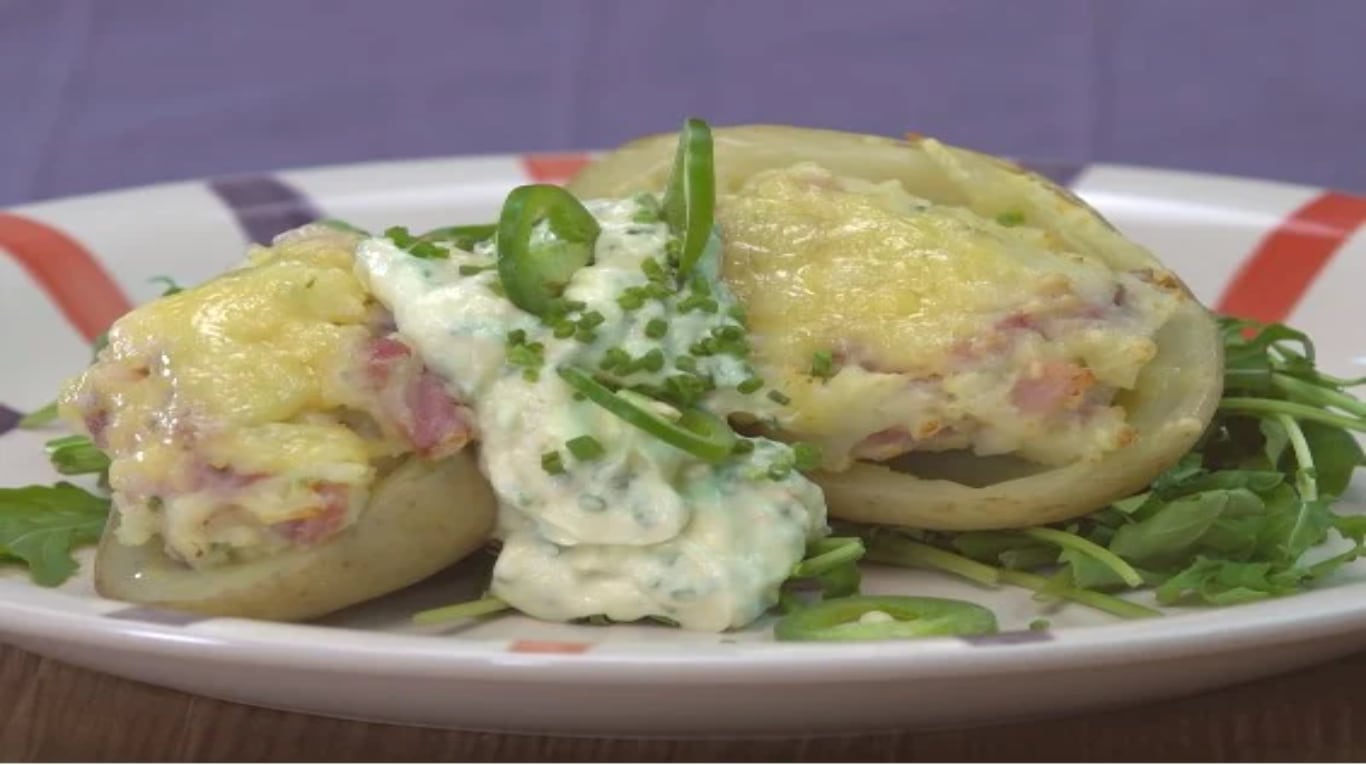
[0,153,1363,736]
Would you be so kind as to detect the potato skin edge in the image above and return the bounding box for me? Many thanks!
[94,451,496,621]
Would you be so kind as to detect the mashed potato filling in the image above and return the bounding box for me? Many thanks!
[59,228,473,568]
[720,163,1183,470]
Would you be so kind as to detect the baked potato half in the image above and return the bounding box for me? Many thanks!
[569,124,1223,530]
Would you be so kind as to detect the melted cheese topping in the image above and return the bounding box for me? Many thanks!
[720,163,1179,467]
[58,229,399,564]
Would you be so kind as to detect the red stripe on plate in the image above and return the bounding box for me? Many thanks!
[0,212,133,341]
[1216,191,1366,323]
[507,640,593,655]
[521,153,592,184]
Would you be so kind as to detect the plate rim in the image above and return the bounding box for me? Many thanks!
[1,151,1363,688]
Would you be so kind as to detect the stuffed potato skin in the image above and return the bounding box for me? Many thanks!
[569,125,1223,530]
[66,225,498,619]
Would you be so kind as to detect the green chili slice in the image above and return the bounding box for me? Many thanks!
[661,118,716,277]
[420,223,497,250]
[558,366,736,462]
[774,595,998,642]
[495,185,600,315]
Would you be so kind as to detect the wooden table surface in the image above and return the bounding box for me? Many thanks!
[4,643,1366,761]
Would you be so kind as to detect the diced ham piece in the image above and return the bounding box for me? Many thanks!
[404,370,471,458]
[84,409,110,449]
[196,465,267,492]
[277,483,350,545]
[852,427,917,461]
[362,334,474,458]
[1011,361,1096,415]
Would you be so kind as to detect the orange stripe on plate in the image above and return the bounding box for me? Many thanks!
[521,153,592,184]
[0,212,132,342]
[508,640,593,655]
[1216,191,1366,323]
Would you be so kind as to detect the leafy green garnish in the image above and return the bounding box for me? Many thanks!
[412,595,510,626]
[0,483,109,586]
[17,402,60,430]
[44,435,110,477]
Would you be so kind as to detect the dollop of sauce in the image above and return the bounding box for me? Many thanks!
[356,198,828,632]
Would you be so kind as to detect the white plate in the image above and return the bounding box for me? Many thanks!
[1,152,1364,736]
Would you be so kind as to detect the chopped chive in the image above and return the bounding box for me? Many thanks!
[459,264,491,276]
[792,442,823,471]
[675,355,699,373]
[617,290,646,310]
[385,226,416,247]
[767,390,792,405]
[810,350,837,380]
[689,339,716,357]
[600,348,632,371]
[507,329,527,345]
[678,294,716,314]
[638,348,666,373]
[645,318,669,339]
[643,283,672,300]
[727,305,747,323]
[713,325,744,341]
[767,462,793,480]
[409,241,447,259]
[664,374,710,408]
[576,329,599,344]
[541,451,566,475]
[996,211,1026,227]
[737,376,764,394]
[641,258,667,282]
[731,439,756,455]
[632,193,663,223]
[553,321,577,339]
[689,273,711,296]
[578,310,605,330]
[566,435,606,461]
[522,369,540,382]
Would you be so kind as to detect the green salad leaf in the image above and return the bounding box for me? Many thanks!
[0,483,109,586]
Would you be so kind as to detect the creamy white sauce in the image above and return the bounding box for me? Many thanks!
[356,198,828,631]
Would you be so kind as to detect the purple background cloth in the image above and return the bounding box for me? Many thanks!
[3,0,1364,207]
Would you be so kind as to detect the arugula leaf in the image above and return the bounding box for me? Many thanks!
[44,435,111,477]
[1299,421,1366,497]
[0,483,109,586]
[1107,490,1240,564]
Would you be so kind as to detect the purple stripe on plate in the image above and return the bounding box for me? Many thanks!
[106,605,209,626]
[960,629,1054,646]
[208,175,320,245]
[0,403,19,436]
